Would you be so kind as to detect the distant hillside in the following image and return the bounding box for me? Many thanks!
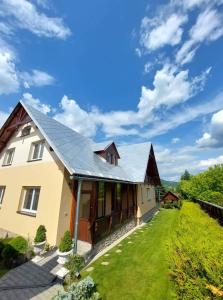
[161,179,178,190]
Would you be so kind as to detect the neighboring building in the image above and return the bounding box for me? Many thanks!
[161,191,180,204]
[0,101,160,252]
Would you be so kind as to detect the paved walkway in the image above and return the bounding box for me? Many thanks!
[0,251,63,300]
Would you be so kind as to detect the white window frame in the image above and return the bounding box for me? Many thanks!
[22,187,40,214]
[29,141,44,161]
[0,186,5,206]
[3,148,15,166]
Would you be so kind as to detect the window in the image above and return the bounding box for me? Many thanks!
[97,182,105,218]
[22,187,40,214]
[0,186,5,206]
[3,148,15,166]
[29,141,44,161]
[21,126,31,137]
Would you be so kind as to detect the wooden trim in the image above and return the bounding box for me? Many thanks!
[69,180,77,237]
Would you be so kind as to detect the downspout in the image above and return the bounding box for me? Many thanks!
[73,179,82,254]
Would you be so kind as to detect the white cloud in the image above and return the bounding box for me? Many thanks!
[0,48,19,94]
[54,95,97,138]
[137,64,210,122]
[142,90,223,138]
[21,92,51,114]
[0,110,9,127]
[140,14,187,51]
[176,8,223,64]
[171,137,180,144]
[198,155,223,168]
[21,69,55,88]
[196,109,223,148]
[0,0,71,39]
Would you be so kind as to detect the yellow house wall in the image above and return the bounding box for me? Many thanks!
[0,123,66,245]
[136,184,156,220]
[0,162,65,245]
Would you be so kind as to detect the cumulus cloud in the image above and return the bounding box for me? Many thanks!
[198,155,223,168]
[0,0,71,39]
[196,109,223,148]
[21,69,55,88]
[54,95,98,138]
[0,48,19,94]
[21,93,51,114]
[140,14,187,51]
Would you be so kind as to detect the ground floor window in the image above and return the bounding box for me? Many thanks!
[97,182,105,218]
[0,186,5,206]
[22,187,40,214]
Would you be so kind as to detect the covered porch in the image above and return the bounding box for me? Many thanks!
[69,179,137,247]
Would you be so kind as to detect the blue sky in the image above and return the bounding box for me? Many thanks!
[0,0,223,180]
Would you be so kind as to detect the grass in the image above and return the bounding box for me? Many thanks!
[82,209,179,300]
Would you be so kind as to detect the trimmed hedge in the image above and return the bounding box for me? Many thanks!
[59,231,73,253]
[171,202,223,299]
[34,225,47,243]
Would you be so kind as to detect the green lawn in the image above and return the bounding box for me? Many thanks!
[82,209,179,300]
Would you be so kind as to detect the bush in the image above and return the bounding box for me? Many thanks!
[171,202,223,299]
[2,236,28,268]
[0,240,4,257]
[34,225,47,243]
[9,236,28,254]
[162,200,182,210]
[59,231,73,253]
[65,254,85,281]
[52,276,100,300]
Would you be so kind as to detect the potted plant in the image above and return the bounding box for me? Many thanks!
[33,225,47,254]
[57,230,73,265]
[65,254,85,282]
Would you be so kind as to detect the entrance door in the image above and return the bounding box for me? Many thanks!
[78,191,92,242]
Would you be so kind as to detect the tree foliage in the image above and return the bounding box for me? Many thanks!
[178,165,223,206]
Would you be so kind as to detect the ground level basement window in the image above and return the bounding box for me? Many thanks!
[21,187,40,214]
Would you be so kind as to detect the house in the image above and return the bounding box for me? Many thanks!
[0,101,161,253]
[161,191,180,204]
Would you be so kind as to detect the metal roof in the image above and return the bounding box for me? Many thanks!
[91,141,114,152]
[21,101,151,183]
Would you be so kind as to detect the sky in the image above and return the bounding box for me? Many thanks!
[0,0,223,181]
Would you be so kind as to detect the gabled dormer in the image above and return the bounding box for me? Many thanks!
[92,141,120,166]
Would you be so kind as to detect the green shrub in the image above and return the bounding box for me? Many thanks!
[65,254,85,281]
[59,231,73,253]
[34,225,47,243]
[0,240,4,257]
[52,276,100,300]
[2,244,18,261]
[171,202,223,299]
[9,236,28,254]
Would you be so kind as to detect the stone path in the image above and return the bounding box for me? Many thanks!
[0,251,63,300]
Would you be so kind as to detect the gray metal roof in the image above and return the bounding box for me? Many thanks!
[91,141,113,152]
[21,101,151,183]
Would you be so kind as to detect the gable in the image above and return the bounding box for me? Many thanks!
[0,103,32,155]
[145,145,161,186]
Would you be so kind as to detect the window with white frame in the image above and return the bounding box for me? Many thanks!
[3,148,15,166]
[0,186,5,206]
[22,187,40,214]
[29,141,44,161]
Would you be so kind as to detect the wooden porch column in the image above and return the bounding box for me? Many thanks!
[69,180,77,237]
[90,182,97,244]
[127,184,129,217]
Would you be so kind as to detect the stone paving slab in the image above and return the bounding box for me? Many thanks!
[0,251,63,300]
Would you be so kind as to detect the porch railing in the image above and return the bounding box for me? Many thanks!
[193,198,223,225]
[93,206,135,243]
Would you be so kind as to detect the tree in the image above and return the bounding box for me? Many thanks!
[181,170,191,181]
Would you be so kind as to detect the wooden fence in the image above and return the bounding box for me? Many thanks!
[193,198,223,225]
